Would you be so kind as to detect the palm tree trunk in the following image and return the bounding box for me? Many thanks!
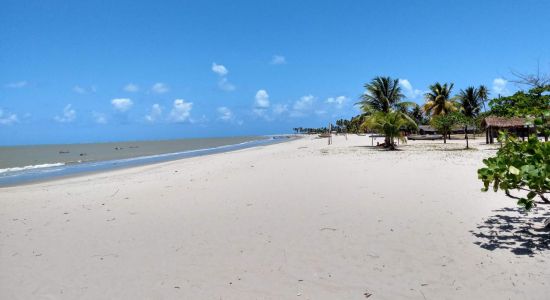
[465,125,469,149]
[443,130,447,143]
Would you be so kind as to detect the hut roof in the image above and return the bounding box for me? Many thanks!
[482,116,527,128]
[418,125,437,132]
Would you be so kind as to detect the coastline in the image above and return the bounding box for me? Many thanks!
[1,135,548,299]
[0,135,295,187]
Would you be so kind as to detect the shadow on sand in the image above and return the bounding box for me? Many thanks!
[471,207,550,256]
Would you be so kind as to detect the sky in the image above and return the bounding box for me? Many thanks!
[1,0,550,145]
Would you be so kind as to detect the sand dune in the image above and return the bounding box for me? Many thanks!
[1,135,549,299]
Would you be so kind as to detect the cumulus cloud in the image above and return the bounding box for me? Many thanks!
[326,96,347,108]
[212,63,229,76]
[218,77,236,91]
[124,83,139,92]
[0,108,18,125]
[399,79,423,99]
[145,104,163,122]
[5,81,27,88]
[212,63,235,91]
[54,104,76,123]
[151,82,169,94]
[217,106,234,121]
[169,99,193,122]
[270,55,286,65]
[493,78,509,96]
[293,94,315,111]
[255,89,270,109]
[111,98,133,112]
[92,112,108,124]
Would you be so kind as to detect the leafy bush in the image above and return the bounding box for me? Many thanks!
[478,133,550,210]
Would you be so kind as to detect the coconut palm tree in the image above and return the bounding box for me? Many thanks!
[457,86,490,148]
[458,86,484,118]
[478,85,490,111]
[358,76,415,114]
[358,76,417,146]
[361,111,417,150]
[423,82,457,116]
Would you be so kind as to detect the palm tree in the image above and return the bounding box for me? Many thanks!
[361,111,417,150]
[424,82,457,140]
[457,86,489,148]
[478,85,489,109]
[423,82,457,116]
[358,76,416,146]
[409,105,426,126]
[458,87,483,117]
[358,76,415,114]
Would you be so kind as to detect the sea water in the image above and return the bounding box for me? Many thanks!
[0,136,290,186]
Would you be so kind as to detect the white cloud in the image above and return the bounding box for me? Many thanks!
[169,99,193,122]
[273,103,288,115]
[270,55,286,65]
[217,106,234,121]
[92,112,108,124]
[145,104,163,122]
[73,86,86,94]
[255,89,270,109]
[111,98,133,112]
[293,94,315,111]
[326,96,347,108]
[399,79,423,99]
[493,78,509,96]
[151,82,169,94]
[212,63,229,76]
[218,77,236,91]
[124,83,139,92]
[0,108,18,125]
[54,104,76,123]
[5,81,27,89]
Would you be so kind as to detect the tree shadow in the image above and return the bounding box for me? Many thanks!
[470,207,550,256]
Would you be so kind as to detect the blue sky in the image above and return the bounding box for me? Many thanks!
[1,0,549,145]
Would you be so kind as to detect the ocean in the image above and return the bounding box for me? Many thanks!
[0,135,290,186]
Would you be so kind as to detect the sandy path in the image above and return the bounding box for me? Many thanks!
[1,135,549,299]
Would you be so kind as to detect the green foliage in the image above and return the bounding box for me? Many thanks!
[457,86,488,118]
[408,105,428,125]
[478,134,550,210]
[489,86,550,140]
[358,76,416,115]
[429,112,462,143]
[488,86,549,118]
[361,111,417,150]
[424,82,458,116]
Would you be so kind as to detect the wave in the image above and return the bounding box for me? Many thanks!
[0,135,291,185]
[0,163,66,174]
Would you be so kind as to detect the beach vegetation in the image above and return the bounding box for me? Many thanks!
[423,82,458,117]
[457,86,489,148]
[358,76,417,148]
[429,112,462,144]
[478,132,549,210]
[487,86,550,141]
[361,111,417,150]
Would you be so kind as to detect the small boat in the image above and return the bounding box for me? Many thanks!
[318,133,331,138]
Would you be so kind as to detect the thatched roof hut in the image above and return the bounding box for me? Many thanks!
[482,116,532,144]
[481,116,527,128]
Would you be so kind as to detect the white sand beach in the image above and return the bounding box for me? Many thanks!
[1,135,549,299]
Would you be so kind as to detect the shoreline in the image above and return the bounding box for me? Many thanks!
[0,135,296,188]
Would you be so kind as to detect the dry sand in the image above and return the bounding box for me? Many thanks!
[1,135,549,299]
